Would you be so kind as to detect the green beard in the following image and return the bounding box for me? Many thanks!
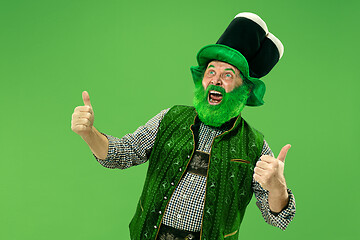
[193,82,250,127]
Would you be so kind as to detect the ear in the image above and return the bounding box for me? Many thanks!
[190,66,206,84]
[242,76,254,93]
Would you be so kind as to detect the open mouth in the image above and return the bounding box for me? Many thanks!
[208,90,223,105]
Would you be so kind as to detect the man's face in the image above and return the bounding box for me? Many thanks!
[202,60,243,105]
[193,60,250,127]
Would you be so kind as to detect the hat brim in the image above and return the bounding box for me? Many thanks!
[191,44,266,106]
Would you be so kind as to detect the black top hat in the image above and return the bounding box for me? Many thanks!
[190,12,284,106]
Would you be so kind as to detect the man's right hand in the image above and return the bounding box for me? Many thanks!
[71,91,95,138]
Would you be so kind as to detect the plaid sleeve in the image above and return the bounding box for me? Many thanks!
[93,108,170,169]
[252,139,296,230]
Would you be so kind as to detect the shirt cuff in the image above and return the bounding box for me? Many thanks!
[256,188,296,231]
[92,132,121,168]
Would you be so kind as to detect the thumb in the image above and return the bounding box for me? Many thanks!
[277,144,291,163]
[82,91,92,107]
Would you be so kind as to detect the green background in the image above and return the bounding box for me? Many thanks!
[1,0,359,239]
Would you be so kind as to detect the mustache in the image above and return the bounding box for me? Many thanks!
[205,85,226,95]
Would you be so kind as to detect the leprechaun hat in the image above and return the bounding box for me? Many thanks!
[190,12,284,106]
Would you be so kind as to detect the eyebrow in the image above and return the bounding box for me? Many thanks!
[207,65,236,74]
[225,68,235,74]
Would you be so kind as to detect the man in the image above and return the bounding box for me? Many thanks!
[71,12,295,240]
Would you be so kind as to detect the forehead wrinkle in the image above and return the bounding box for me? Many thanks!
[207,61,238,73]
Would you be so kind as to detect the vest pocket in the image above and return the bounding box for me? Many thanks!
[224,229,238,238]
[230,159,250,164]
[140,199,144,212]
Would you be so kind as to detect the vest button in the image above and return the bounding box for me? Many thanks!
[164,196,167,200]
[159,211,162,214]
[187,155,190,159]
[179,168,182,171]
[171,182,174,186]
[154,225,157,229]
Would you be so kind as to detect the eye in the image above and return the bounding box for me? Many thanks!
[225,73,233,78]
[209,70,215,75]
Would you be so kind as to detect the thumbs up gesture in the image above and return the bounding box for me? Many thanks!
[253,144,291,194]
[71,91,95,138]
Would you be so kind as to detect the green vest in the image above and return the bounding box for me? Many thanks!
[129,105,264,239]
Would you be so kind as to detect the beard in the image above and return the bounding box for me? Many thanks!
[193,82,250,127]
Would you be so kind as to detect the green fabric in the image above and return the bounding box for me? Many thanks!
[190,44,266,106]
[129,105,264,239]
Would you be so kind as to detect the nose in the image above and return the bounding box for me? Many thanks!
[211,76,222,86]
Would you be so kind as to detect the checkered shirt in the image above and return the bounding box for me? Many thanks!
[94,108,296,231]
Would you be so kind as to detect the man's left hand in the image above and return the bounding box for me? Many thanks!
[253,144,291,194]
